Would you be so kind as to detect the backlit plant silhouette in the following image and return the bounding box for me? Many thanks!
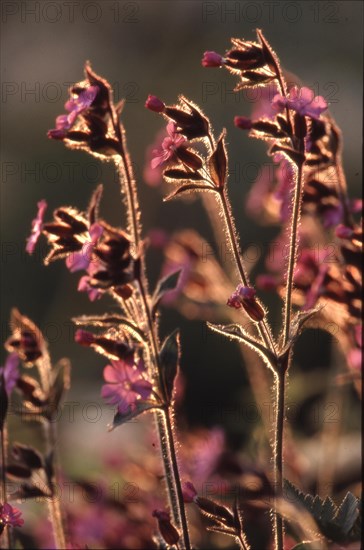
[1,29,361,550]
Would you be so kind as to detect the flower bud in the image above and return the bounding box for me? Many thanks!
[152,510,179,545]
[201,51,224,68]
[145,95,165,113]
[234,116,253,130]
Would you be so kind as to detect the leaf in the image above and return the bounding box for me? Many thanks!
[6,464,32,479]
[108,401,158,431]
[12,483,50,500]
[208,132,227,188]
[269,144,305,166]
[196,496,235,527]
[12,443,44,470]
[163,169,204,181]
[16,376,48,408]
[87,184,103,225]
[207,323,277,371]
[152,270,181,315]
[159,330,180,402]
[284,480,361,543]
[279,306,322,359]
[256,29,278,72]
[164,183,217,202]
[334,492,359,535]
[73,314,146,343]
[49,358,71,414]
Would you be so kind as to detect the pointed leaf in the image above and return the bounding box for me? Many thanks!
[108,401,158,431]
[207,323,277,371]
[152,270,181,314]
[208,132,227,188]
[73,315,146,342]
[159,330,180,402]
[164,183,217,202]
[12,443,44,470]
[87,184,103,225]
[6,464,32,479]
[163,169,203,181]
[334,492,359,535]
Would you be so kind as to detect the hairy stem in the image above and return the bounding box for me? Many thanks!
[283,161,304,346]
[218,189,276,354]
[137,280,191,550]
[0,428,11,550]
[274,370,286,550]
[114,123,190,549]
[44,421,67,550]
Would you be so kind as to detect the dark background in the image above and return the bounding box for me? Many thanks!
[1,1,362,461]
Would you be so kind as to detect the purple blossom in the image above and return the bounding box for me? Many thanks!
[66,223,103,273]
[101,359,152,413]
[0,502,24,529]
[26,199,47,254]
[48,85,99,139]
[272,86,327,120]
[0,353,20,395]
[151,122,186,169]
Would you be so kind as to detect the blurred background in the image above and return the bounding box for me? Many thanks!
[0,2,362,546]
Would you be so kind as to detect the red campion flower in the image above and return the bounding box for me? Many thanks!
[48,85,99,139]
[272,86,327,120]
[101,359,152,413]
[151,122,186,169]
[0,503,24,532]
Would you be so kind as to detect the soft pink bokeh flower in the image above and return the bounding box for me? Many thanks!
[0,352,20,395]
[272,86,327,120]
[26,199,47,254]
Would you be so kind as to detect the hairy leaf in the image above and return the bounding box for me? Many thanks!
[152,270,181,315]
[208,323,277,371]
[159,330,180,402]
[108,401,158,431]
[208,132,227,188]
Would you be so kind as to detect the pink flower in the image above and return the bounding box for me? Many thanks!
[101,359,152,413]
[145,95,165,113]
[48,86,98,139]
[26,199,47,254]
[66,223,103,273]
[0,353,20,395]
[272,86,327,120]
[201,51,224,68]
[0,502,24,529]
[151,122,186,169]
